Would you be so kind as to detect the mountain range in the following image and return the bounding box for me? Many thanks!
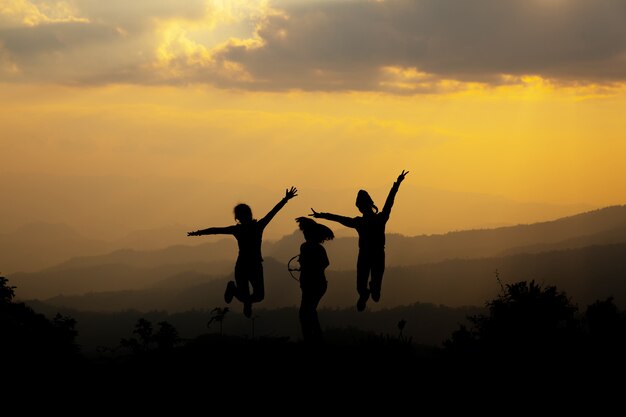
[8,205,626,310]
[1,172,593,273]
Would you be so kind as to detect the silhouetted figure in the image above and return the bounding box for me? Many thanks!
[311,170,408,311]
[188,187,298,317]
[295,217,334,344]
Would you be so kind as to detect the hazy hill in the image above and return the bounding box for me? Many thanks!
[38,257,294,312]
[0,222,199,274]
[12,258,234,300]
[0,222,110,274]
[35,243,626,312]
[267,205,626,269]
[10,205,626,300]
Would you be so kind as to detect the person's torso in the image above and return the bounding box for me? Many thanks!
[355,214,387,252]
[233,221,264,262]
[299,242,328,287]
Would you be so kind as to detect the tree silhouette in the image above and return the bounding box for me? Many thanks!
[445,280,581,360]
[120,318,154,354]
[155,321,181,350]
[585,297,625,355]
[0,276,15,303]
[207,307,229,335]
[134,318,153,345]
[120,318,181,353]
[1,275,80,364]
[398,319,407,336]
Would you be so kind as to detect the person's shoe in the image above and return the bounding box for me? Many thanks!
[356,290,370,312]
[243,302,252,318]
[224,281,236,304]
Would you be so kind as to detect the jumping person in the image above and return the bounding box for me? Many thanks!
[295,217,334,343]
[310,170,408,311]
[188,187,298,317]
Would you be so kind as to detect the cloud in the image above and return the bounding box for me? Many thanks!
[0,41,19,74]
[0,0,88,27]
[208,0,626,91]
[1,0,626,90]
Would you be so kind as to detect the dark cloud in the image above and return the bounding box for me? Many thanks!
[2,0,626,90]
[210,0,626,91]
[0,20,154,83]
[0,22,119,56]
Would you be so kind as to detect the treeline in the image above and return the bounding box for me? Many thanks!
[3,274,626,378]
[27,242,626,314]
[28,298,483,353]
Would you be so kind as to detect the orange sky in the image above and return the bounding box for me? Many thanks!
[2,1,626,239]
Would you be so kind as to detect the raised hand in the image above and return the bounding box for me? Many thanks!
[397,170,409,183]
[187,230,200,236]
[285,186,298,200]
[309,208,320,218]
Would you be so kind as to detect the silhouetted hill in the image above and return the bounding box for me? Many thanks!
[371,242,626,308]
[50,240,237,270]
[11,205,626,301]
[37,257,293,311]
[499,225,626,256]
[267,205,626,270]
[0,221,229,274]
[114,224,192,251]
[11,240,236,299]
[13,259,233,300]
[0,222,110,274]
[32,243,626,312]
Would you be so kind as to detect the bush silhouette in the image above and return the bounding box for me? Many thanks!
[120,318,181,354]
[445,280,581,359]
[584,297,625,355]
[0,275,80,365]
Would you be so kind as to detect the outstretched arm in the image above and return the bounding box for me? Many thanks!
[310,208,357,229]
[187,226,236,236]
[381,170,409,218]
[258,186,298,228]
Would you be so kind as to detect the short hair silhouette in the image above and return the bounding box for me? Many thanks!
[296,217,334,243]
[234,203,253,223]
[188,187,298,318]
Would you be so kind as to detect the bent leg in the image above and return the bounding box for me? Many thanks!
[248,262,265,304]
[356,252,371,311]
[369,250,386,302]
[234,261,251,304]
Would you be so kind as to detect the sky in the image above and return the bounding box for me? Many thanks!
[2,0,626,240]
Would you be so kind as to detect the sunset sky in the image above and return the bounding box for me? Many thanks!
[2,0,626,240]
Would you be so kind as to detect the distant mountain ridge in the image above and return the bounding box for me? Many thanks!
[266,205,626,269]
[36,242,626,312]
[9,205,626,304]
[0,223,197,274]
[1,172,594,272]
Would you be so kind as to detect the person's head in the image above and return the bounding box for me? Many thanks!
[296,217,334,244]
[234,203,253,224]
[355,189,378,215]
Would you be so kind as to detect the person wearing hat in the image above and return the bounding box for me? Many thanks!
[310,170,408,311]
[295,217,334,343]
